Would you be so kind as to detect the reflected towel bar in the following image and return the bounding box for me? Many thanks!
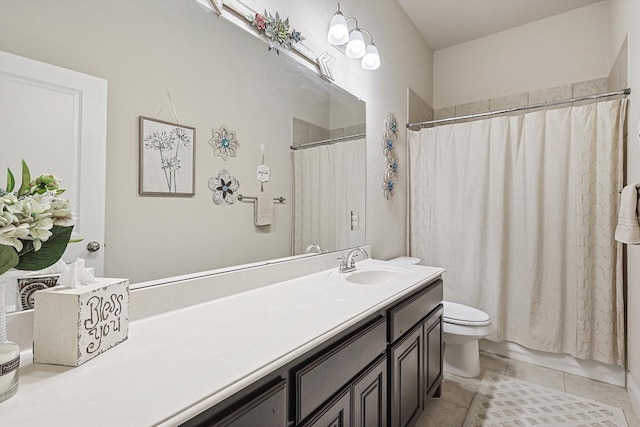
[238,194,286,204]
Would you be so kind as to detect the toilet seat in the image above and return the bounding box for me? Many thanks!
[443,301,491,327]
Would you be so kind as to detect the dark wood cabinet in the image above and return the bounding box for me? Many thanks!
[389,324,423,427]
[210,380,287,427]
[352,355,387,427]
[184,276,443,427]
[301,388,351,427]
[295,318,386,424]
[424,308,443,398]
[388,281,444,427]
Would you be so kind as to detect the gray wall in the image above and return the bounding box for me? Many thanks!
[0,0,434,282]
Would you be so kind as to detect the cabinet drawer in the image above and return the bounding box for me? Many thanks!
[388,280,443,342]
[295,317,386,424]
[210,380,287,427]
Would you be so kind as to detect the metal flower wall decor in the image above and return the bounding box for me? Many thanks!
[252,10,304,55]
[209,125,239,161]
[209,169,240,205]
[383,110,399,200]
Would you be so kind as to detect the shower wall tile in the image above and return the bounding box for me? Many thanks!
[490,92,528,112]
[292,117,309,145]
[435,76,613,125]
[455,99,490,117]
[528,84,573,105]
[292,117,331,145]
[434,106,455,121]
[454,100,489,123]
[308,122,330,143]
[489,92,528,118]
[572,78,608,98]
[408,88,434,126]
[343,123,366,136]
[329,123,365,140]
[329,127,344,139]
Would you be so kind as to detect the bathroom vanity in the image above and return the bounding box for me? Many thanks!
[2,258,444,427]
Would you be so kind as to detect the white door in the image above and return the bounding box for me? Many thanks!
[0,50,107,275]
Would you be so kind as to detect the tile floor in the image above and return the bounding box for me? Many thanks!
[416,351,640,427]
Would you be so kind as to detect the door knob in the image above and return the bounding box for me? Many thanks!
[87,241,101,252]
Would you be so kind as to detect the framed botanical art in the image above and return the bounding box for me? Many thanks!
[139,116,195,197]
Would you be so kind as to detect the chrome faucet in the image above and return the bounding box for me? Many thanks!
[305,243,323,254]
[339,247,369,273]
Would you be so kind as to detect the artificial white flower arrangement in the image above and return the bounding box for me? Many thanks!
[0,161,76,276]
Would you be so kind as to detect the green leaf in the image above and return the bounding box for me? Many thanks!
[0,245,19,276]
[18,160,31,196]
[6,168,15,192]
[15,225,74,271]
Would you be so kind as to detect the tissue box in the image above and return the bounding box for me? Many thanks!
[33,278,129,367]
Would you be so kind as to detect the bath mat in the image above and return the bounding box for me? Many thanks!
[463,372,629,427]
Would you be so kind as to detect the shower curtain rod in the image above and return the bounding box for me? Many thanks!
[290,132,366,150]
[406,88,631,129]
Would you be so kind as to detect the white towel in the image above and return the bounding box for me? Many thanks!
[615,183,640,244]
[255,196,273,226]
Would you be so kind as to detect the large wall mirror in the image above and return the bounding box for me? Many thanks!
[0,0,366,312]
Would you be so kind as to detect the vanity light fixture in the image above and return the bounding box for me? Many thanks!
[327,3,380,70]
[327,3,349,45]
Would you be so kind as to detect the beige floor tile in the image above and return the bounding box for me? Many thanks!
[564,372,629,407]
[624,406,640,427]
[564,373,640,426]
[426,354,638,427]
[440,372,481,409]
[479,351,508,375]
[416,397,468,427]
[504,358,565,391]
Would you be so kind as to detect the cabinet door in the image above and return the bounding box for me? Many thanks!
[389,324,423,427]
[211,380,287,427]
[302,388,351,427]
[424,308,443,397]
[295,318,386,423]
[352,356,387,427]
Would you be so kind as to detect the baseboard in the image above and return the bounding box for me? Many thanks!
[480,339,625,387]
[627,372,640,420]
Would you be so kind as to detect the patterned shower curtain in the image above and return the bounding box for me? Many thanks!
[409,99,626,366]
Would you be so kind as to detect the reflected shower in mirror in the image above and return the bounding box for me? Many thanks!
[0,0,367,300]
[291,116,366,255]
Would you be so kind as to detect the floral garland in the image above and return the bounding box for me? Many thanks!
[252,10,304,55]
[383,111,399,200]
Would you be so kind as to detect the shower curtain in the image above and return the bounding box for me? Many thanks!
[292,138,366,255]
[409,99,626,366]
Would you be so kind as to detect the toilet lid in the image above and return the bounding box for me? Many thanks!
[443,301,491,326]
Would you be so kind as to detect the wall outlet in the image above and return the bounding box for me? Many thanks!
[350,211,359,230]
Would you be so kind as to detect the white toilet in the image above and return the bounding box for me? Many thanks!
[388,257,492,378]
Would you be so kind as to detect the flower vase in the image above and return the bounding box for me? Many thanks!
[0,276,20,403]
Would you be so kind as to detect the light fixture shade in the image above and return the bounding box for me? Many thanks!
[327,11,349,45]
[361,43,380,70]
[345,29,365,58]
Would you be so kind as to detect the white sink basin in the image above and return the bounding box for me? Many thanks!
[344,266,413,285]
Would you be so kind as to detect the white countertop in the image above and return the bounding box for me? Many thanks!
[1,260,444,426]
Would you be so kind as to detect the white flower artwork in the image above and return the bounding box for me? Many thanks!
[139,116,195,196]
